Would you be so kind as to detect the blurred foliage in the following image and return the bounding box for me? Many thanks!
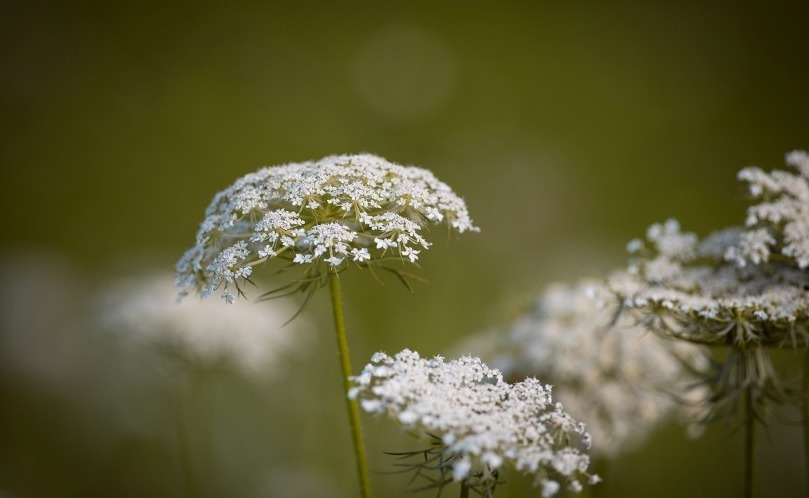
[1,0,808,497]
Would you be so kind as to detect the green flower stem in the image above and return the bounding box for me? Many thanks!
[328,271,373,498]
[460,482,469,498]
[175,409,197,498]
[803,347,809,498]
[744,387,756,498]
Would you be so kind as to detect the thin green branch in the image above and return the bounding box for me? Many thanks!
[329,271,373,498]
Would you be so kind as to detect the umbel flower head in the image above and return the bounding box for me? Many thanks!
[98,274,311,377]
[349,349,597,497]
[461,279,710,458]
[176,154,478,303]
[612,151,809,349]
[608,151,809,417]
[613,219,809,349]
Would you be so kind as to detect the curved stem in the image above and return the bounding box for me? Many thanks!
[803,347,809,497]
[328,271,373,498]
[744,387,756,498]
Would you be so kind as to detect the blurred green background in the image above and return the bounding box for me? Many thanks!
[2,1,808,497]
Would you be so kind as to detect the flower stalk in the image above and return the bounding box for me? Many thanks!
[804,347,809,497]
[329,271,372,498]
[744,386,756,498]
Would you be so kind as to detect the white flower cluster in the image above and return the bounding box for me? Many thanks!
[176,154,477,302]
[732,150,809,268]
[615,151,809,348]
[467,280,710,457]
[610,151,809,418]
[98,274,310,376]
[614,216,809,348]
[349,349,597,496]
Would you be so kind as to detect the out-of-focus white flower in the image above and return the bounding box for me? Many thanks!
[349,349,596,496]
[0,250,95,385]
[98,274,311,377]
[458,280,710,458]
[176,154,477,302]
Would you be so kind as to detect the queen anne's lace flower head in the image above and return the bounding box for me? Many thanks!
[616,151,809,348]
[614,217,809,349]
[98,274,310,376]
[613,220,809,418]
[462,280,710,457]
[349,349,597,496]
[609,151,809,419]
[176,154,478,302]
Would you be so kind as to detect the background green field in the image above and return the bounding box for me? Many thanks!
[2,1,808,497]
